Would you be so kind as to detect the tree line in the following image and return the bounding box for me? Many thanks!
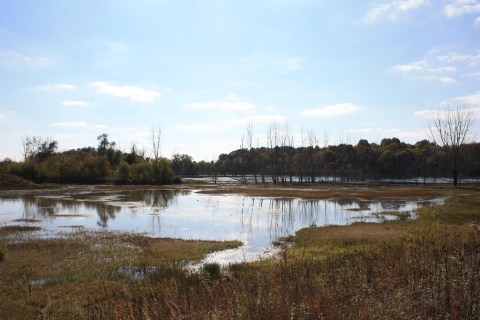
[0,106,477,186]
[1,134,179,184]
[202,138,480,185]
[2,135,479,186]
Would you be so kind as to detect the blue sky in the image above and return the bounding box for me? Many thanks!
[1,0,479,161]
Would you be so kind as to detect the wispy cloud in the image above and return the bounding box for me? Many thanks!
[299,103,361,118]
[0,113,5,119]
[51,121,89,128]
[41,83,76,91]
[392,59,457,83]
[90,82,160,102]
[392,60,428,72]
[444,0,480,17]
[61,100,89,108]
[437,52,480,64]
[415,106,480,119]
[455,92,480,105]
[0,50,54,68]
[365,0,428,22]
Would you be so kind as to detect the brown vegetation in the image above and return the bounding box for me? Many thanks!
[0,185,479,319]
[198,183,448,200]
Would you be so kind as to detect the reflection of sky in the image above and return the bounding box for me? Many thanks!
[0,190,444,263]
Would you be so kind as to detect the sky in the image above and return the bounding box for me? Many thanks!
[0,0,479,162]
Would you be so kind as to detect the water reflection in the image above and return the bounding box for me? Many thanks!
[0,189,444,263]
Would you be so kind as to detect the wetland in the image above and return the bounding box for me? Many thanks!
[1,183,479,319]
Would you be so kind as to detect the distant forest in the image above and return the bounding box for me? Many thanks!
[1,133,479,185]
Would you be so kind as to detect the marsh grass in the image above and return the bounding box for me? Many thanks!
[0,230,241,319]
[0,225,42,233]
[1,186,480,319]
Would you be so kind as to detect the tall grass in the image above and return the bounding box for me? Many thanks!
[1,189,480,319]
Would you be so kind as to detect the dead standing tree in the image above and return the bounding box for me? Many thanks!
[428,105,474,187]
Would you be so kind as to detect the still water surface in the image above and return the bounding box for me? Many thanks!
[0,188,444,264]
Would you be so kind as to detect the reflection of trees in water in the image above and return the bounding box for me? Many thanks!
[96,204,121,228]
[121,190,187,209]
[237,197,382,241]
[379,200,407,211]
[15,190,187,228]
[20,195,88,219]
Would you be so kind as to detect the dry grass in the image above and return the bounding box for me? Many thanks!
[1,184,479,319]
[197,183,449,200]
[0,230,241,319]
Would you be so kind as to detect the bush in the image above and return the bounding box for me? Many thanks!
[201,262,221,278]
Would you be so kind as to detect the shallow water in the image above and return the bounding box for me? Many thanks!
[0,188,444,264]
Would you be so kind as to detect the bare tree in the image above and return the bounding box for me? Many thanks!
[245,122,258,183]
[151,128,162,160]
[21,135,57,162]
[428,105,474,187]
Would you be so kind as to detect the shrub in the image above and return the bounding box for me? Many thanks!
[202,262,221,278]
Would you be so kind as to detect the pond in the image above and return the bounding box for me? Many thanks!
[0,188,444,264]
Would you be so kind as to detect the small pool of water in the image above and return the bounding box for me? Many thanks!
[0,188,444,264]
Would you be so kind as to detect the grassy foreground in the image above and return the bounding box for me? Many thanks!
[1,185,480,319]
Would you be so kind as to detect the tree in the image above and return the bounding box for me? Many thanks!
[428,105,475,187]
[21,136,58,163]
[151,128,162,160]
[97,133,113,156]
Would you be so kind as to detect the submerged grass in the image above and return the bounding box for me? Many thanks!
[1,185,480,319]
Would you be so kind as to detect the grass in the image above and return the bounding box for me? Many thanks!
[0,225,42,233]
[197,183,448,200]
[0,230,241,319]
[0,184,479,319]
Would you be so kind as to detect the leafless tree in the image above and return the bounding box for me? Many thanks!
[151,128,162,160]
[245,121,258,183]
[428,105,474,186]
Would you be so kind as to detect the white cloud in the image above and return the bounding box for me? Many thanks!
[392,59,457,83]
[0,50,54,68]
[415,106,480,119]
[414,110,437,118]
[437,77,457,83]
[437,52,480,64]
[392,60,427,72]
[0,113,5,119]
[51,122,89,128]
[365,0,428,22]
[299,103,361,118]
[183,98,256,112]
[444,0,480,17]
[463,71,480,78]
[90,82,160,102]
[41,83,76,91]
[61,100,89,107]
[455,92,480,105]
